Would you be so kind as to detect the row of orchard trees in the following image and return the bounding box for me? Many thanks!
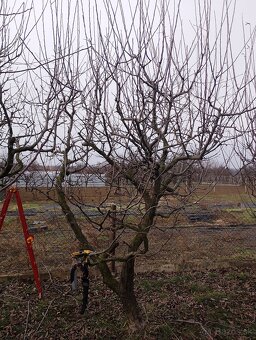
[15,162,247,189]
[1,0,256,329]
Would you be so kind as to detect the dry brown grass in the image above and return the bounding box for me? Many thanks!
[1,190,256,278]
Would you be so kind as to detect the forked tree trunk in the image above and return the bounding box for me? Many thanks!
[55,165,146,330]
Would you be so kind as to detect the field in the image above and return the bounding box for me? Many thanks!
[0,184,256,338]
[0,266,255,339]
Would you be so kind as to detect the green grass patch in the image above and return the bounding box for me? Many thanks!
[225,208,256,223]
[194,290,227,304]
[189,282,211,294]
[156,324,175,339]
[140,274,192,292]
[193,192,250,204]
[228,248,256,260]
[22,202,42,209]
[5,202,42,211]
[140,278,165,291]
[168,274,192,285]
[207,271,219,279]
[226,271,250,281]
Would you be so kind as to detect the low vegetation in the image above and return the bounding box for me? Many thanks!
[0,265,255,339]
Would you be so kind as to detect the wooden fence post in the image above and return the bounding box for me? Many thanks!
[110,203,117,275]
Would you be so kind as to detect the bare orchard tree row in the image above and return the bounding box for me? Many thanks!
[1,0,256,330]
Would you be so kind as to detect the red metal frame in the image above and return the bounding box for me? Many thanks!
[0,188,42,299]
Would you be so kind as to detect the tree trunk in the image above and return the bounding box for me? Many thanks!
[55,169,93,250]
[55,163,147,331]
[119,257,144,331]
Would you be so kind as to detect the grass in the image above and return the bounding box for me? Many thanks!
[168,274,192,284]
[156,324,175,339]
[140,278,166,291]
[1,194,256,338]
[194,290,228,304]
[2,202,42,212]
[227,248,256,260]
[1,195,256,279]
[224,208,256,224]
[0,266,256,338]
[140,274,193,292]
[226,271,250,281]
[195,190,252,204]
[188,282,211,293]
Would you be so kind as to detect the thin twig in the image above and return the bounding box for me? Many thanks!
[30,298,56,336]
[169,319,213,340]
[23,300,30,340]
[42,264,53,283]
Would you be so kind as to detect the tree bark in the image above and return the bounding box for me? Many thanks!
[55,168,93,250]
[119,257,144,330]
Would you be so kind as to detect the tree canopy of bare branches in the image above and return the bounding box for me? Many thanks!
[0,1,61,187]
[34,0,256,328]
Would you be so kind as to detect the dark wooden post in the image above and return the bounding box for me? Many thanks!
[110,203,117,275]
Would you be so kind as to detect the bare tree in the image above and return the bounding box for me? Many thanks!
[39,0,256,329]
[0,1,60,189]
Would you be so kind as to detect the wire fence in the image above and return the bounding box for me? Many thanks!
[0,201,256,279]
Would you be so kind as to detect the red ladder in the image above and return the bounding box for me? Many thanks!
[0,188,42,299]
